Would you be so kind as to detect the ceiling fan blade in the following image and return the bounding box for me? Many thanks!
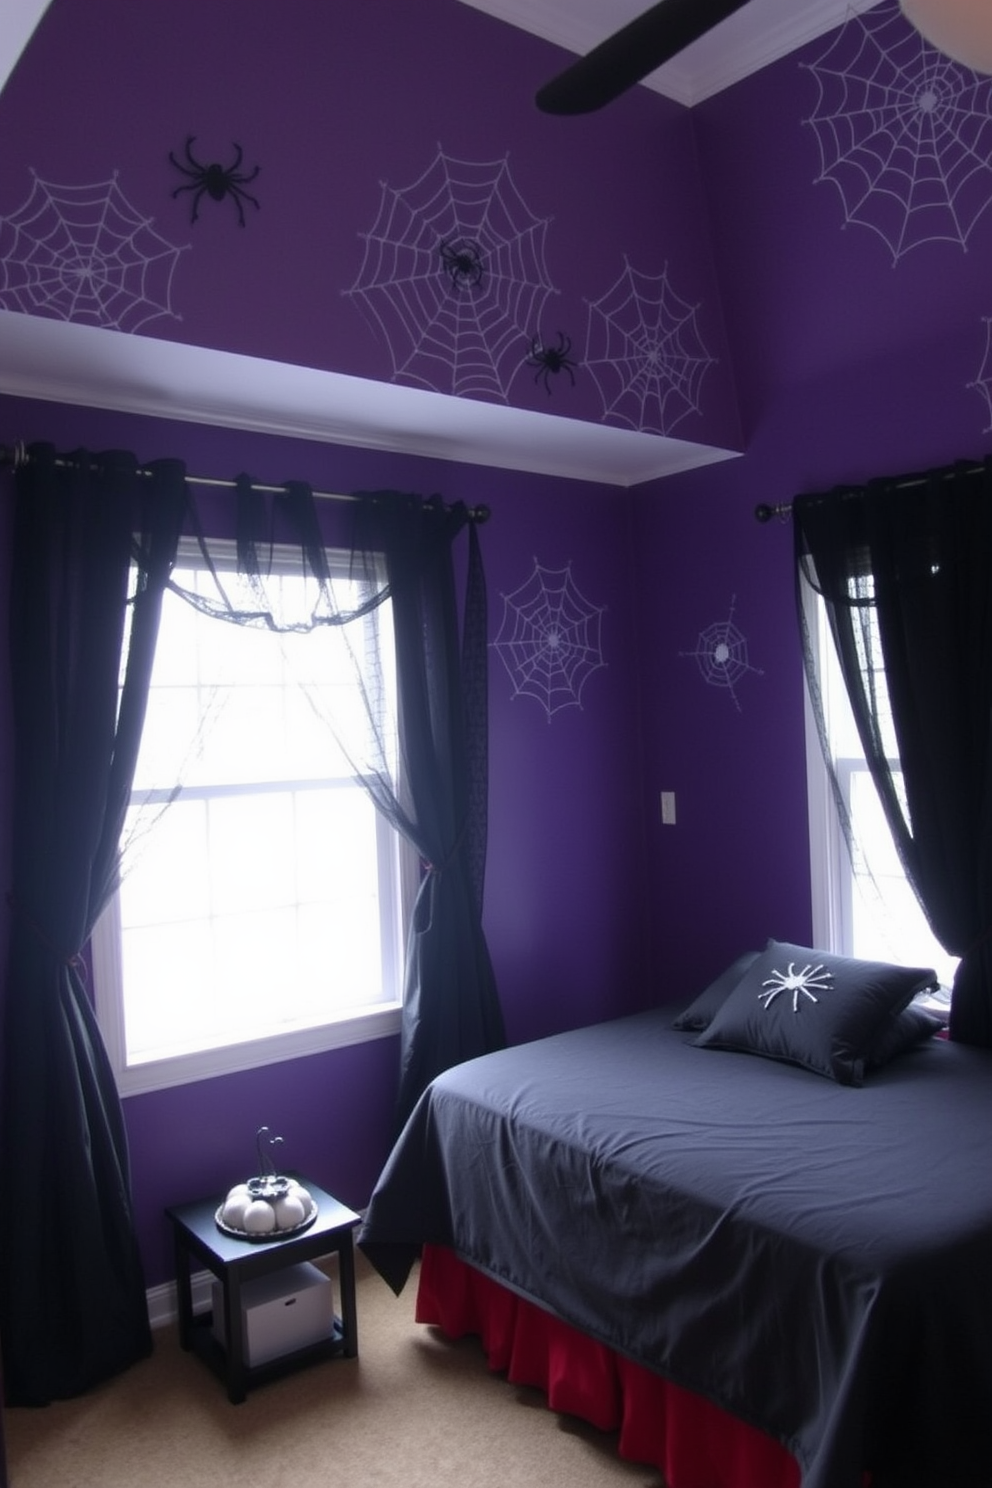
[536,0,752,114]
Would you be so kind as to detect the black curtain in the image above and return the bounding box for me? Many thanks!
[0,445,187,1405]
[353,492,504,1131]
[794,459,992,1047]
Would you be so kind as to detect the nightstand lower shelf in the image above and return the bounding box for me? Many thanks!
[187,1308,349,1393]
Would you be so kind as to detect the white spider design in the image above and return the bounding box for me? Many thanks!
[758,962,834,1013]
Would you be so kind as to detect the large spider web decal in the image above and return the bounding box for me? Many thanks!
[803,2,992,262]
[680,596,763,712]
[584,258,716,435]
[0,171,186,330]
[493,561,606,720]
[346,147,556,402]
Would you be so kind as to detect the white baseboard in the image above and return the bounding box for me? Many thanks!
[147,1270,213,1330]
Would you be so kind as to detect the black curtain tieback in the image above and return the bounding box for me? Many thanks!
[5,891,87,976]
[415,826,468,935]
[962,922,992,960]
[423,820,468,878]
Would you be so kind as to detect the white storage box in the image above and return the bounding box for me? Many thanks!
[211,1261,335,1368]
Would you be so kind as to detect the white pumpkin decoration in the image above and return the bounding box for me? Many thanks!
[216,1128,318,1235]
[220,1190,253,1229]
[242,1199,278,1234]
[274,1194,307,1230]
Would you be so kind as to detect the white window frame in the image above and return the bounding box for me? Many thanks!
[92,537,414,1097]
[804,662,843,953]
[803,579,956,986]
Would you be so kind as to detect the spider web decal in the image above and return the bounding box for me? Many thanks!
[492,561,606,720]
[0,171,186,330]
[680,595,763,712]
[803,1,992,262]
[584,258,716,435]
[345,147,556,402]
[969,316,992,430]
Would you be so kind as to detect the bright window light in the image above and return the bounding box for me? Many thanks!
[806,590,958,989]
[93,541,409,1095]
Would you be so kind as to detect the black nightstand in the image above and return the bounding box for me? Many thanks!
[166,1177,360,1403]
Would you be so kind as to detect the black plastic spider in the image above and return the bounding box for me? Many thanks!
[526,333,578,395]
[169,137,260,226]
[439,238,484,290]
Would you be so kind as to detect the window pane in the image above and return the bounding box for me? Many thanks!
[815,594,957,986]
[108,543,403,1074]
[122,918,216,1060]
[847,768,957,983]
[121,798,211,924]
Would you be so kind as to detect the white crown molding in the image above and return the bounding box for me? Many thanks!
[661,0,881,105]
[457,0,881,107]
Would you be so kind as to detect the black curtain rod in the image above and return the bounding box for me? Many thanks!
[754,458,990,525]
[0,441,491,523]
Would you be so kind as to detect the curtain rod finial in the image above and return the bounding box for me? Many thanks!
[0,441,28,471]
[755,501,792,524]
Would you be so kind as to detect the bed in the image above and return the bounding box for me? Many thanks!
[359,941,992,1488]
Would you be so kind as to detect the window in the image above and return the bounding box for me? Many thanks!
[804,586,958,988]
[92,539,411,1096]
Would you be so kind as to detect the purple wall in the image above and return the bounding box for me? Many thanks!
[3,0,992,1298]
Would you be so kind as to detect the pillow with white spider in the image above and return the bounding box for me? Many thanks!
[692,938,938,1085]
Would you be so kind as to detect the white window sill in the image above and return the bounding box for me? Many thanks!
[115,1003,402,1097]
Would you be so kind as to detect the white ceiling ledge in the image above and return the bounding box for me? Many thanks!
[0,0,52,93]
[0,313,739,487]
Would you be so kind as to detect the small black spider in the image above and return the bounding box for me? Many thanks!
[439,238,484,290]
[169,136,260,226]
[526,332,578,395]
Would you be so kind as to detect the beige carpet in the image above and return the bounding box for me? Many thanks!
[4,1252,665,1488]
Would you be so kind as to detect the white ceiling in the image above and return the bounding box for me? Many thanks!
[0,0,877,485]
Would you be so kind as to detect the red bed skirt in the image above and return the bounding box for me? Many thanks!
[415,1243,802,1488]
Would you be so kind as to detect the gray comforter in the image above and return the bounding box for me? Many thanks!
[360,1010,992,1488]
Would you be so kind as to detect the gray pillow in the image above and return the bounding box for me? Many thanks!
[692,939,937,1085]
[868,1002,944,1068]
[672,951,760,1032]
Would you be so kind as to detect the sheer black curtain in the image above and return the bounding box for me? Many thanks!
[216,484,505,1132]
[794,458,992,1046]
[0,445,187,1405]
